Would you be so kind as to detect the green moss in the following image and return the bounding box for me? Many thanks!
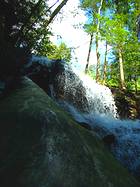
[0,77,139,187]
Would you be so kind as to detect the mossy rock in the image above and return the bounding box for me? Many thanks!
[0,77,139,187]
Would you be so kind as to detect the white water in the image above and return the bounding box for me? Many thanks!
[27,56,140,177]
[74,71,118,118]
[55,65,140,177]
[56,67,117,118]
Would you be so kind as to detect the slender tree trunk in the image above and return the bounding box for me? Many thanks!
[23,0,60,39]
[16,0,68,45]
[102,41,108,85]
[134,66,138,93]
[134,77,138,94]
[95,37,100,82]
[95,0,103,82]
[136,13,140,41]
[109,64,112,80]
[118,48,126,90]
[40,0,69,42]
[45,0,69,28]
[85,33,94,73]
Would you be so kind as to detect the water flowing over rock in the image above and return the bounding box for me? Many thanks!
[54,66,140,179]
[86,115,140,178]
[22,56,140,179]
[0,77,139,187]
[23,55,65,96]
[56,69,118,118]
[23,55,117,118]
[24,57,89,112]
[54,67,89,112]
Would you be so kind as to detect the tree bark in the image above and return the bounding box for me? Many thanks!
[95,37,100,82]
[118,48,126,90]
[85,33,94,73]
[137,15,140,40]
[134,63,138,93]
[134,76,138,94]
[95,0,103,82]
[102,41,108,85]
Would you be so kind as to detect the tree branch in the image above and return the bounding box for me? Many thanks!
[45,0,69,28]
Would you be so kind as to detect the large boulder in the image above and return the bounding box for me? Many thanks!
[0,77,139,187]
[23,55,65,96]
[23,56,89,112]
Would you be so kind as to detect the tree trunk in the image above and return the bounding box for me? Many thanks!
[136,12,140,41]
[40,0,69,42]
[95,37,100,82]
[23,0,60,39]
[134,77,138,94]
[118,48,126,90]
[95,0,103,82]
[45,0,69,28]
[85,33,94,73]
[102,41,108,85]
[134,65,138,93]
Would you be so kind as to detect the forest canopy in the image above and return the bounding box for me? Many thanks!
[80,0,140,92]
[0,0,139,92]
[0,0,71,60]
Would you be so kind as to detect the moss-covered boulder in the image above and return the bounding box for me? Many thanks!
[0,77,139,187]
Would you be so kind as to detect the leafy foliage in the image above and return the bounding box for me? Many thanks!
[47,43,72,63]
[80,0,140,92]
[0,0,70,79]
[87,65,96,79]
[34,42,72,63]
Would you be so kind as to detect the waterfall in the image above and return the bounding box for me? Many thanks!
[55,66,117,118]
[54,64,140,178]
[74,71,118,118]
[25,56,140,178]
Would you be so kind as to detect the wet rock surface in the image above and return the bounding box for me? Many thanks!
[111,88,140,119]
[0,77,139,187]
[24,57,89,112]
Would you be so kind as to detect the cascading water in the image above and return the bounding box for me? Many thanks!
[54,64,140,178]
[55,66,117,118]
[25,56,140,178]
[74,71,118,118]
